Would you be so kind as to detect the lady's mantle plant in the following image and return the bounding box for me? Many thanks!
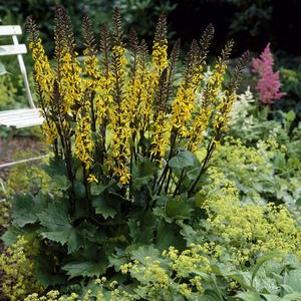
[5,6,247,287]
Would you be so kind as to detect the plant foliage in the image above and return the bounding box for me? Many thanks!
[3,6,248,289]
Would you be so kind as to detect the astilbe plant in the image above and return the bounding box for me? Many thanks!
[252,43,285,104]
[4,6,246,287]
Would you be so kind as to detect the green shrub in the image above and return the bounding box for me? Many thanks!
[227,88,301,206]
[0,236,42,301]
[6,157,52,196]
[224,0,273,37]
[0,73,18,110]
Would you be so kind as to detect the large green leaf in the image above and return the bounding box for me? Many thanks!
[1,225,24,246]
[130,245,160,264]
[11,194,38,227]
[35,255,66,287]
[128,210,157,244]
[261,295,280,301]
[92,196,117,219]
[62,261,107,279]
[132,157,157,189]
[168,150,197,169]
[90,182,111,196]
[74,180,86,198]
[282,293,301,301]
[156,221,185,250]
[251,252,282,287]
[38,203,79,253]
[166,195,193,219]
[199,290,224,301]
[286,268,301,292]
[236,292,262,301]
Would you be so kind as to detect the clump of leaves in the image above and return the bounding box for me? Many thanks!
[23,250,301,301]
[227,88,301,206]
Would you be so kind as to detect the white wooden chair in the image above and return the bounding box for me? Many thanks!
[0,25,44,169]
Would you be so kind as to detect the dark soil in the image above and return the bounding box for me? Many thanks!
[0,136,46,178]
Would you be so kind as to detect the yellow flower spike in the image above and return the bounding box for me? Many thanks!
[152,14,168,73]
[106,41,133,184]
[59,50,83,116]
[150,111,171,158]
[74,103,94,170]
[28,39,54,107]
[188,61,228,151]
[27,26,59,145]
[41,120,58,145]
[152,41,168,72]
[213,51,249,138]
[82,15,101,87]
[213,90,238,135]
[171,41,204,138]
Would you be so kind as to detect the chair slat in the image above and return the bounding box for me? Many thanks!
[0,44,27,56]
[0,25,22,36]
[14,119,44,129]
[0,108,35,114]
[0,109,43,128]
[0,109,41,119]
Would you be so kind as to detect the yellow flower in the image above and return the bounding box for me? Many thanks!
[41,120,58,145]
[29,39,54,107]
[87,174,98,183]
[150,111,171,158]
[74,103,94,170]
[171,62,203,138]
[152,41,168,72]
[59,51,83,116]
[213,90,237,135]
[188,61,227,150]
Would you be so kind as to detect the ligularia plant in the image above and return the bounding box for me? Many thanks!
[4,6,246,287]
[27,6,246,189]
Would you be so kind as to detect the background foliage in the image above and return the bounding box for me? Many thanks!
[0,1,301,301]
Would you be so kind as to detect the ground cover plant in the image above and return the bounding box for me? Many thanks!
[1,5,301,301]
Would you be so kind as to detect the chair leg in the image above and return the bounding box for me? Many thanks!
[0,127,15,162]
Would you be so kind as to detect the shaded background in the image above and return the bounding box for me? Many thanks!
[1,0,301,56]
[0,0,301,116]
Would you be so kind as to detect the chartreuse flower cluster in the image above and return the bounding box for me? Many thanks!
[117,245,212,300]
[198,165,301,266]
[26,6,247,194]
[0,198,10,228]
[0,236,42,301]
[24,289,107,301]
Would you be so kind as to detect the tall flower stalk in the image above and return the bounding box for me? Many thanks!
[27,7,246,201]
[252,43,285,105]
